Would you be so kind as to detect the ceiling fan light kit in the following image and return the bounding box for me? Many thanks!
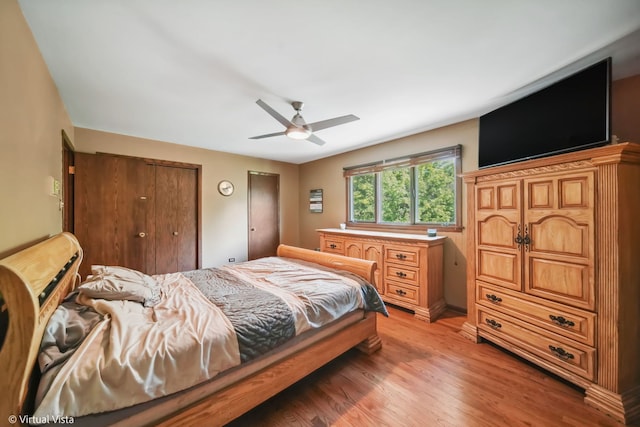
[251,99,359,146]
[285,126,311,140]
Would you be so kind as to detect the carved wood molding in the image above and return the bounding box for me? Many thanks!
[476,161,593,182]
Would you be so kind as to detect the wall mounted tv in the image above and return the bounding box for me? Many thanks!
[478,57,611,169]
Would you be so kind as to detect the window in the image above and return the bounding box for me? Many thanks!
[345,145,461,231]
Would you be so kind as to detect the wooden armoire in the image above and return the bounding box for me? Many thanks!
[461,142,640,424]
[74,153,201,278]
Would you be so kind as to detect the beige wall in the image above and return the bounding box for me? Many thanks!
[298,119,479,309]
[0,0,73,256]
[73,128,299,268]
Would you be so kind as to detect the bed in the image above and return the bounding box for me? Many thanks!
[0,232,384,426]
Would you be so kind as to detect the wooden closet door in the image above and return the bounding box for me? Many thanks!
[153,165,198,274]
[74,153,151,278]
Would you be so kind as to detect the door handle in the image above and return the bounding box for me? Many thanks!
[172,231,178,236]
[138,232,146,238]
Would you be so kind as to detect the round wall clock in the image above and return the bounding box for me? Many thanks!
[217,180,234,196]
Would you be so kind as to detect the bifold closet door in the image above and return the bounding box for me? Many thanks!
[153,165,198,274]
[74,153,151,278]
[75,153,199,277]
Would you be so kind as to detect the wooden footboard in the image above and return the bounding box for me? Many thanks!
[277,244,376,284]
[154,312,380,427]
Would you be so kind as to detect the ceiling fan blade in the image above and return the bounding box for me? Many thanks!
[249,131,286,139]
[307,134,327,146]
[256,99,292,128]
[307,114,359,132]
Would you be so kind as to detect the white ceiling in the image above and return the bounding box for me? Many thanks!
[18,0,640,164]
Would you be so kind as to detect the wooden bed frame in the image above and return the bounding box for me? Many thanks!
[0,233,381,427]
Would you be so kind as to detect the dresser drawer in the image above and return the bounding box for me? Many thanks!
[384,263,419,286]
[476,282,595,346]
[385,245,420,267]
[321,238,344,254]
[477,307,595,381]
[385,280,419,304]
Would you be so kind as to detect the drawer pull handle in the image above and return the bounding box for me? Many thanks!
[395,271,407,278]
[329,244,337,249]
[548,345,574,361]
[485,294,502,304]
[549,315,575,328]
[485,318,502,330]
[395,253,407,260]
[395,289,407,296]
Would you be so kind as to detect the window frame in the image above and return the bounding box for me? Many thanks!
[344,145,462,233]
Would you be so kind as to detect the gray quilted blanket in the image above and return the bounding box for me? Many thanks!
[183,256,387,363]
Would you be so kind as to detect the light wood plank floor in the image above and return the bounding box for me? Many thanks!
[228,306,634,427]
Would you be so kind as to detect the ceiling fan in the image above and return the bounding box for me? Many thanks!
[250,99,359,146]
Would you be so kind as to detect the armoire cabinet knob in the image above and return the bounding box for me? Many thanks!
[138,232,146,238]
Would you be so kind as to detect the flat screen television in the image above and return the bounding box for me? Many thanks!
[478,57,611,169]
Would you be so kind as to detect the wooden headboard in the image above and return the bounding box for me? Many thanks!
[0,232,82,421]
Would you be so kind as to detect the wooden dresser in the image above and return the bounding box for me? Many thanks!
[461,142,640,424]
[318,228,447,322]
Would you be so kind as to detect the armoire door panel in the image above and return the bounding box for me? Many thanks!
[477,249,521,290]
[478,216,518,249]
[559,176,590,208]
[476,186,495,210]
[523,171,594,309]
[529,217,590,257]
[525,172,594,214]
[475,180,522,290]
[476,181,520,214]
[497,183,519,210]
[528,180,554,209]
[526,258,593,309]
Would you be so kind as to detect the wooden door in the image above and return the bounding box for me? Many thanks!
[62,131,74,233]
[523,172,595,309]
[74,153,151,278]
[475,179,522,291]
[248,172,279,260]
[153,165,198,274]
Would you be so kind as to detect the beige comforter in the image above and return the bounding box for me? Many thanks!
[33,273,241,418]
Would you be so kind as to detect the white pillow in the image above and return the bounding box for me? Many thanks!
[78,266,161,307]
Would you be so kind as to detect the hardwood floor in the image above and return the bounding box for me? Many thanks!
[228,306,633,427]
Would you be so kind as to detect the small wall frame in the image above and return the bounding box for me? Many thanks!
[309,189,323,213]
